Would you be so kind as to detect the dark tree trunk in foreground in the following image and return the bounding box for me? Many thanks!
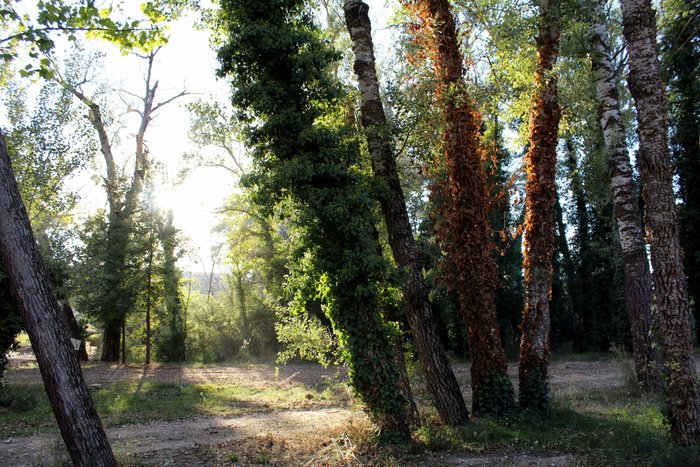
[344,0,470,426]
[620,0,700,445]
[519,0,561,415]
[0,130,116,466]
[414,0,514,416]
[590,0,662,392]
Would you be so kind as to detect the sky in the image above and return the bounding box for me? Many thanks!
[33,2,398,275]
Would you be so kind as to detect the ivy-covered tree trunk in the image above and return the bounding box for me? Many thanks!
[0,130,116,466]
[156,211,185,362]
[414,0,514,417]
[620,0,700,445]
[519,0,561,415]
[218,0,410,439]
[589,0,662,392]
[343,0,470,426]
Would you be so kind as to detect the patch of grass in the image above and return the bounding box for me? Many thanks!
[0,380,348,436]
[404,387,677,466]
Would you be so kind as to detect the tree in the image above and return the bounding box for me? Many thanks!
[660,0,700,341]
[619,0,700,445]
[589,0,662,391]
[57,49,186,361]
[217,0,411,438]
[407,0,515,417]
[343,0,470,426]
[155,211,186,362]
[519,0,561,415]
[0,130,116,465]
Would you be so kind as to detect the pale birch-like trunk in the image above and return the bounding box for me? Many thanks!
[519,0,561,415]
[0,130,116,466]
[589,0,663,393]
[343,0,470,426]
[620,0,700,445]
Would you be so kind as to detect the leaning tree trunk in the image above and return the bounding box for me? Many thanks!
[519,0,561,415]
[0,130,116,466]
[343,0,470,426]
[619,0,700,445]
[420,0,514,417]
[589,0,663,392]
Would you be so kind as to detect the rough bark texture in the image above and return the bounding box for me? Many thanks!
[0,130,116,466]
[620,0,700,445]
[60,302,89,362]
[415,0,514,416]
[344,0,470,426]
[589,0,663,392]
[519,0,561,414]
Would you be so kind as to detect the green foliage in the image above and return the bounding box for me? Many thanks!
[473,370,517,418]
[0,0,190,78]
[155,211,186,362]
[276,313,337,367]
[216,0,409,436]
[518,367,550,417]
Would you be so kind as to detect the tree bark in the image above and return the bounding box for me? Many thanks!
[60,301,89,362]
[344,0,470,426]
[519,0,561,415]
[101,317,121,362]
[0,129,116,466]
[620,0,700,445]
[145,229,155,365]
[410,0,515,417]
[589,0,663,392]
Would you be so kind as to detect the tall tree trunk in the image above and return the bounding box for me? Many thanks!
[0,130,116,466]
[413,0,514,417]
[563,141,587,353]
[589,0,663,392]
[234,267,250,343]
[344,0,470,426]
[554,196,580,349]
[519,0,561,415]
[145,230,155,365]
[120,317,126,365]
[101,318,121,362]
[620,0,700,445]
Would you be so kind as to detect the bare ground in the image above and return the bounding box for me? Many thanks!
[0,355,641,466]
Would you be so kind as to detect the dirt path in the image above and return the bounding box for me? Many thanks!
[1,407,362,466]
[0,355,661,466]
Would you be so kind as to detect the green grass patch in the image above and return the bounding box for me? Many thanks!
[0,379,347,437]
[406,387,696,466]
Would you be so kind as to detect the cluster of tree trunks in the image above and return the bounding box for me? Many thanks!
[619,0,700,445]
[589,0,662,392]
[344,0,470,426]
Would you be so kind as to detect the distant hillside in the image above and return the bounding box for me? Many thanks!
[183,271,228,295]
